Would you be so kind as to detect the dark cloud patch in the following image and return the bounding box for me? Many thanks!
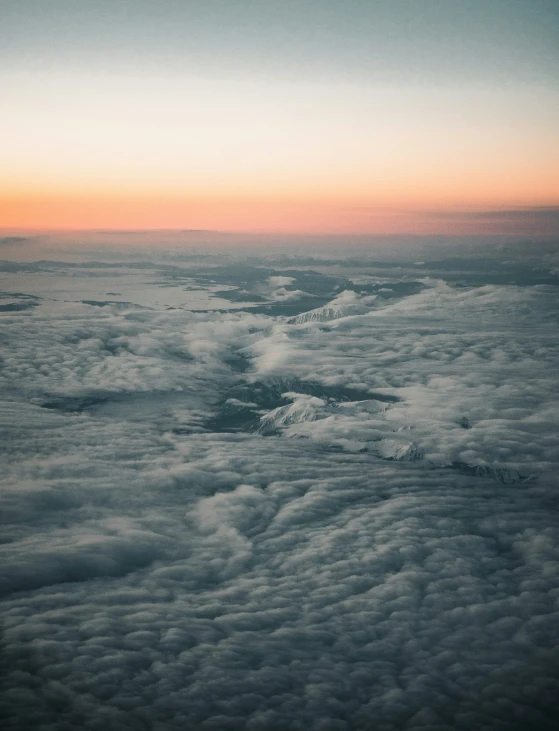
[0,301,37,312]
[0,292,41,312]
[0,236,30,247]
[40,394,111,413]
[80,300,145,309]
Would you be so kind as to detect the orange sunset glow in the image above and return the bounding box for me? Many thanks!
[1,2,558,238]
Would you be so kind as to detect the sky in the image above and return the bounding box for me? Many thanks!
[0,0,558,236]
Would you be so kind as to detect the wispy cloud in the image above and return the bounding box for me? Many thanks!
[422,206,559,235]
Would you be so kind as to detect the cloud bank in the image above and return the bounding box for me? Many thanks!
[1,254,558,730]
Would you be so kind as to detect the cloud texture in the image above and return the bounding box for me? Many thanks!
[1,255,558,730]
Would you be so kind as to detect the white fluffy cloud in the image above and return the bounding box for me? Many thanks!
[1,257,558,730]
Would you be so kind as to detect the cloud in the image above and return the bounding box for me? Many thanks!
[422,206,559,236]
[432,206,559,221]
[1,256,558,729]
[0,236,31,247]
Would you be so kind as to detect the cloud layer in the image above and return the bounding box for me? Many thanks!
[1,256,558,730]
